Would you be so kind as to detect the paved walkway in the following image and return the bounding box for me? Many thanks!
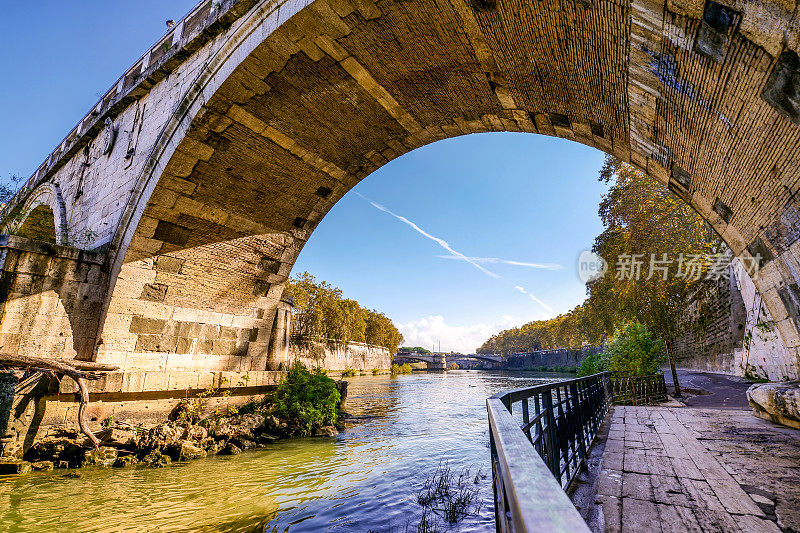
[596,406,800,532]
[668,368,754,409]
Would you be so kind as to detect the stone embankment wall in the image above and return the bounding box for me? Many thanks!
[504,347,599,370]
[288,340,390,371]
[671,259,794,381]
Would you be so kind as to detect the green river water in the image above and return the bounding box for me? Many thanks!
[0,370,568,532]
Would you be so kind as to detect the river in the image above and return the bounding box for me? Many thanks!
[0,370,570,532]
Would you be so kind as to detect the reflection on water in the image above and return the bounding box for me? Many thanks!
[0,371,567,532]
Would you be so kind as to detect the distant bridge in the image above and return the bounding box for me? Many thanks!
[393,352,505,371]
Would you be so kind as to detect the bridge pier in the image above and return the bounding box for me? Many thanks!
[426,354,447,372]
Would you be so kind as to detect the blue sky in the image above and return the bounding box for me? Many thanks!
[1,1,609,353]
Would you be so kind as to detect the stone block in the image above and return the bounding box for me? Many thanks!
[129,316,166,335]
[139,282,168,302]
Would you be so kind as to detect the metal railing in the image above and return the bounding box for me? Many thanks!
[609,371,667,405]
[487,372,612,532]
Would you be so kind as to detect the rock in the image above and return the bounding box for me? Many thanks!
[142,423,182,451]
[257,434,278,445]
[199,437,219,454]
[1,442,23,459]
[83,446,118,467]
[26,437,85,468]
[142,451,171,468]
[112,455,138,468]
[182,425,208,442]
[748,382,800,429]
[62,471,82,479]
[0,459,31,475]
[178,441,207,461]
[96,427,138,448]
[31,461,54,471]
[217,443,242,456]
[314,426,339,438]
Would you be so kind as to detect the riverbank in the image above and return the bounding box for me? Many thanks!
[0,370,559,532]
[1,364,348,475]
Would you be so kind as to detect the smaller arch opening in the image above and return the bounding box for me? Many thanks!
[16,204,58,244]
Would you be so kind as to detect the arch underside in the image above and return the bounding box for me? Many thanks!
[97,0,800,378]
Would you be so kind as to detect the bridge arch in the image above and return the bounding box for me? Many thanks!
[4,0,800,377]
[3,182,68,245]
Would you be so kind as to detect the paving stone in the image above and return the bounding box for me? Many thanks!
[622,497,661,532]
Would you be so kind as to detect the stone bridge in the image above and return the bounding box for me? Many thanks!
[3,0,800,383]
[394,352,504,370]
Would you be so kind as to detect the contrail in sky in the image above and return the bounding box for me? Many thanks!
[358,192,555,314]
[356,193,499,278]
[514,286,555,314]
[438,255,562,270]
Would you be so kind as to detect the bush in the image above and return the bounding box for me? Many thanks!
[390,363,413,375]
[372,368,380,375]
[577,352,608,377]
[341,368,357,377]
[272,362,341,436]
[606,323,664,376]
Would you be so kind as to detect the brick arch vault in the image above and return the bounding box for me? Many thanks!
[4,0,800,378]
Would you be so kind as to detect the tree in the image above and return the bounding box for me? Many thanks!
[284,272,404,354]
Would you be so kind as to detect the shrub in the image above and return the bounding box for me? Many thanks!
[390,363,413,375]
[372,368,380,375]
[606,323,664,376]
[577,351,608,377]
[272,362,341,436]
[342,368,357,377]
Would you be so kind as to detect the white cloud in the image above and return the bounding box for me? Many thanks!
[398,315,539,354]
[437,255,562,270]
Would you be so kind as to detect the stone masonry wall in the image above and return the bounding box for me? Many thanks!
[288,340,391,371]
[0,236,108,361]
[671,259,794,381]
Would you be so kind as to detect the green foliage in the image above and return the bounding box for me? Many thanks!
[341,368,357,377]
[577,351,608,377]
[400,346,432,354]
[371,368,380,375]
[390,363,413,375]
[272,362,341,436]
[605,323,664,376]
[285,272,404,355]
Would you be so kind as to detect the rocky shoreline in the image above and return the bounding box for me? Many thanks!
[0,410,343,476]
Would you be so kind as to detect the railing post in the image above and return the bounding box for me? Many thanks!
[543,388,559,485]
[571,381,587,462]
[522,397,531,441]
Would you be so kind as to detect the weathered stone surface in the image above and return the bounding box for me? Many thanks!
[141,450,171,468]
[597,406,799,531]
[217,442,242,455]
[30,460,54,471]
[314,426,339,438]
[177,441,207,461]
[112,455,138,468]
[0,458,31,475]
[83,446,118,467]
[748,382,800,429]
[97,427,139,448]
